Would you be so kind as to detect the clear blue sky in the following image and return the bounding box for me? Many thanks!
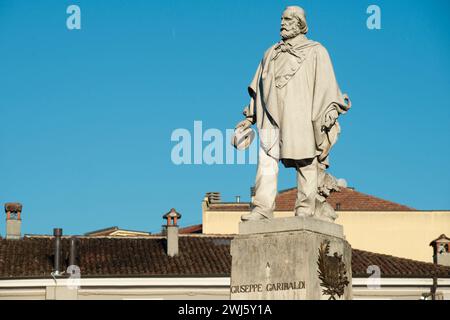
[1,0,449,235]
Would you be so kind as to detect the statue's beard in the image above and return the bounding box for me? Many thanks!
[280,25,302,40]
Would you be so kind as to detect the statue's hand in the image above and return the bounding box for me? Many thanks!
[324,109,339,130]
[235,119,252,131]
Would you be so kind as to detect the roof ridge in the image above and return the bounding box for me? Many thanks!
[84,226,119,235]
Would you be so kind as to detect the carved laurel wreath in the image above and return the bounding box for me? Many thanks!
[317,240,349,300]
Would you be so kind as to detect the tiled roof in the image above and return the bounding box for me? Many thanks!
[0,236,231,279]
[0,236,448,279]
[209,187,414,211]
[179,224,203,234]
[351,249,450,278]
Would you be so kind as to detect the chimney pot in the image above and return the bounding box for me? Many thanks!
[206,192,221,204]
[163,208,182,226]
[53,228,63,237]
[430,234,450,266]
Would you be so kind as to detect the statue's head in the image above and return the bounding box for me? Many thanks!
[280,6,308,40]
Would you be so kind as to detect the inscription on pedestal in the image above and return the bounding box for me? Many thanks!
[231,281,306,296]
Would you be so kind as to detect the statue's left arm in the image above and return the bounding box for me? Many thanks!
[311,44,351,163]
[311,44,350,122]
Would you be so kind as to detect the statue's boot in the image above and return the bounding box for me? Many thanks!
[294,211,308,218]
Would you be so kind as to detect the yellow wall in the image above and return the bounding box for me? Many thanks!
[202,201,450,263]
[202,209,291,235]
[336,211,450,263]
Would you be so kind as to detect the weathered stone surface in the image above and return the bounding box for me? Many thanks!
[239,216,343,238]
[230,226,352,300]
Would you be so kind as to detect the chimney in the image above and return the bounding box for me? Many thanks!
[206,192,221,204]
[162,208,181,257]
[430,234,450,267]
[53,228,63,276]
[4,203,22,240]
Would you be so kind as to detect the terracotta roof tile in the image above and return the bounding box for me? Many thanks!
[351,249,450,277]
[179,224,203,234]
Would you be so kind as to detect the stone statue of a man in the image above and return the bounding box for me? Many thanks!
[235,6,351,222]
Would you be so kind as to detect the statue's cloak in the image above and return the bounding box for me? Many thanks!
[245,38,350,167]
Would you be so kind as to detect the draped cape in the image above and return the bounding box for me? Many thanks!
[244,39,351,167]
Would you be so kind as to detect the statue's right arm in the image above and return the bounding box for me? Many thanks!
[235,100,254,130]
[242,100,255,125]
[236,58,266,130]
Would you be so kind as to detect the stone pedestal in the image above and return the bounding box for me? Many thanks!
[230,216,352,300]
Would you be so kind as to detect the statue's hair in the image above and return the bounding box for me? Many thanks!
[284,6,308,34]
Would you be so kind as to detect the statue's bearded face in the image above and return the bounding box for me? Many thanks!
[280,11,302,40]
